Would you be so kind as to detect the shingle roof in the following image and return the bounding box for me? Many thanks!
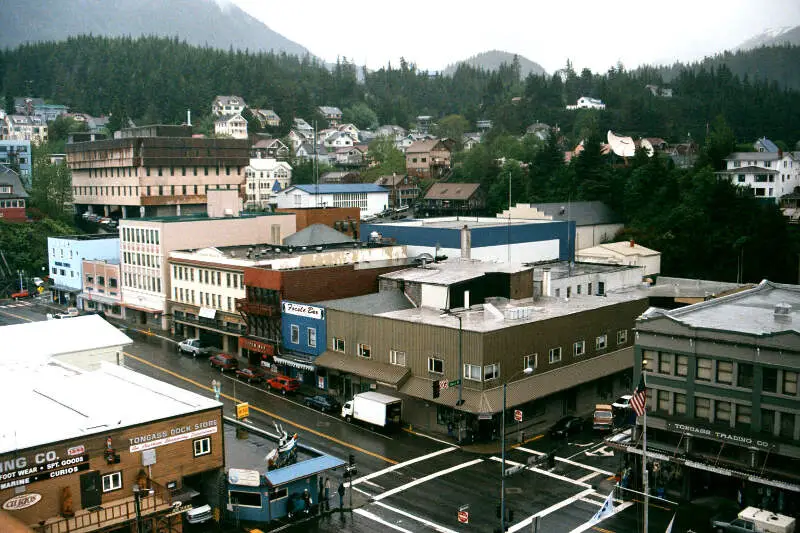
[319,106,342,116]
[756,137,779,153]
[282,224,354,247]
[288,184,388,195]
[214,95,246,106]
[0,166,28,198]
[406,139,447,154]
[526,201,620,226]
[725,152,782,161]
[424,182,481,201]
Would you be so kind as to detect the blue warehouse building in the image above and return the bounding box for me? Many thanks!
[361,216,575,264]
[278,300,327,387]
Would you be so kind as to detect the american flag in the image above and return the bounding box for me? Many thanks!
[630,373,647,416]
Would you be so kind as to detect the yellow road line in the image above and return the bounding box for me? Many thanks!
[592,527,615,533]
[632,498,672,511]
[124,352,398,465]
[511,433,544,448]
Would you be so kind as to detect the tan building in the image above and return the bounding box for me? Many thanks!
[576,240,661,278]
[119,190,296,330]
[66,125,249,219]
[0,317,223,533]
[405,139,451,179]
[78,259,123,318]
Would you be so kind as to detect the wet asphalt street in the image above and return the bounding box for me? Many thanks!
[1,301,695,533]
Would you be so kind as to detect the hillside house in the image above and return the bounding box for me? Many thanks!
[566,97,606,110]
[405,139,451,179]
[212,95,246,117]
[250,137,289,159]
[374,174,420,208]
[214,113,248,139]
[422,182,484,212]
[717,150,800,203]
[252,108,281,128]
[0,165,28,222]
[319,106,343,127]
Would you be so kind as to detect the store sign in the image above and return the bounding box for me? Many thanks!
[67,445,85,457]
[0,455,90,490]
[228,468,261,487]
[666,422,775,450]
[282,302,324,320]
[239,337,274,355]
[129,420,218,453]
[3,493,42,511]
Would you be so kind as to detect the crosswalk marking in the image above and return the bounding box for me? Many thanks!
[373,459,483,501]
[354,508,413,533]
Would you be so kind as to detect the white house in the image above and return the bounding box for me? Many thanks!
[717,151,800,203]
[3,114,48,145]
[48,234,120,306]
[324,131,354,150]
[288,129,312,150]
[566,97,606,110]
[214,113,248,139]
[274,184,389,218]
[575,240,661,278]
[337,124,360,142]
[212,95,246,117]
[245,158,292,209]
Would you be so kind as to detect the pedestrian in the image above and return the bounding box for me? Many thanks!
[737,484,744,509]
[318,477,324,509]
[338,481,345,510]
[324,477,331,510]
[302,488,312,514]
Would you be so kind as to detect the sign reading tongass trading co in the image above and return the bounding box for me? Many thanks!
[3,493,42,511]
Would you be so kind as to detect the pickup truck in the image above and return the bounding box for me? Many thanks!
[712,507,795,533]
[178,338,210,357]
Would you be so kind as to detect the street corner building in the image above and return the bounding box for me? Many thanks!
[0,316,225,533]
[615,280,800,516]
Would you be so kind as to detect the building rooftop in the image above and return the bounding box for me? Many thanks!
[286,184,388,195]
[578,241,660,257]
[379,259,532,286]
[48,233,120,241]
[645,276,751,299]
[523,202,620,226]
[368,216,556,230]
[283,224,354,247]
[122,212,277,223]
[424,182,481,201]
[0,165,28,198]
[645,279,800,336]
[316,290,415,314]
[533,260,641,279]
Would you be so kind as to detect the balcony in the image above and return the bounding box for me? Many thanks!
[235,298,280,316]
[175,313,245,335]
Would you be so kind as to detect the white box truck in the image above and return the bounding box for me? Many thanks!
[712,506,795,533]
[341,391,402,430]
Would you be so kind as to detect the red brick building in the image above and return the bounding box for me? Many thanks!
[0,166,28,222]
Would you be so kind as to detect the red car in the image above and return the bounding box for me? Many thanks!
[266,376,300,395]
[235,366,266,384]
[209,353,239,372]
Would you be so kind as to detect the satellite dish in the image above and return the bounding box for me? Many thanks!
[607,130,636,158]
[639,138,654,157]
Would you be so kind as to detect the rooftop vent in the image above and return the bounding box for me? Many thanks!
[774,302,792,322]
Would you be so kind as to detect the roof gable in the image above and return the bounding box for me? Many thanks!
[424,182,481,200]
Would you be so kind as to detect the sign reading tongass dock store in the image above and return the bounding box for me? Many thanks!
[0,449,90,490]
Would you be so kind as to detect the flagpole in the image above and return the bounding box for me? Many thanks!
[643,379,649,533]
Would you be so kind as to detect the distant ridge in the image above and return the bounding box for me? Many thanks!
[0,0,311,57]
[442,50,547,78]
[736,25,800,50]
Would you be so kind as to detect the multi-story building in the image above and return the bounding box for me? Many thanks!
[374,174,421,208]
[244,158,291,209]
[535,261,645,299]
[214,113,248,140]
[78,259,123,317]
[251,108,281,128]
[616,280,800,515]
[717,151,800,203]
[0,140,33,180]
[422,183,485,213]
[118,190,296,329]
[0,166,29,222]
[3,115,48,145]
[66,125,249,219]
[405,139,451,179]
[274,184,389,219]
[14,98,69,122]
[212,95,246,117]
[47,235,120,306]
[318,106,343,127]
[0,316,224,533]
[314,259,649,439]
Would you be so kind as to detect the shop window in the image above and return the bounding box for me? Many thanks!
[573,340,585,357]
[357,344,371,359]
[696,358,712,381]
[780,413,796,440]
[269,487,287,501]
[735,404,752,428]
[657,390,670,414]
[695,397,710,420]
[464,363,481,381]
[762,368,778,393]
[784,371,798,395]
[389,350,406,366]
[737,363,754,389]
[716,360,733,384]
[658,353,673,374]
[307,328,317,348]
[290,325,299,344]
[674,393,686,415]
[549,347,562,364]
[483,363,499,381]
[102,471,122,493]
[230,491,261,508]
[193,437,211,457]
[715,400,731,423]
[428,357,443,374]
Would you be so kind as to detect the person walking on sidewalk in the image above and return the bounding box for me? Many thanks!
[324,477,331,511]
[337,481,345,511]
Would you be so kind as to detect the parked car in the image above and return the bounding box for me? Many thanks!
[361,214,377,222]
[178,338,210,357]
[304,394,341,413]
[209,353,239,372]
[266,375,300,395]
[235,366,266,384]
[548,416,584,439]
[10,289,30,299]
[611,394,632,410]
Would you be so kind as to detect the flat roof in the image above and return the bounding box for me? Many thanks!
[316,290,415,314]
[379,259,531,286]
[48,234,120,241]
[650,280,800,335]
[125,212,279,223]
[646,276,751,299]
[171,241,400,263]
[370,216,557,230]
[532,261,641,279]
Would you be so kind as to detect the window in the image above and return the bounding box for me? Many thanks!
[716,360,733,384]
[596,335,608,351]
[781,413,795,440]
[762,368,778,393]
[695,397,710,420]
[696,358,712,381]
[737,363,754,388]
[658,352,673,374]
[597,281,605,295]
[549,347,562,364]
[784,371,798,395]
[715,401,732,423]
[554,288,561,298]
[566,286,572,298]
[761,409,776,435]
[617,330,628,345]
[573,340,585,357]
[428,357,443,374]
[193,437,211,457]
[268,487,288,501]
[674,393,686,415]
[577,285,582,295]
[464,363,481,381]
[357,344,371,359]
[290,325,299,344]
[333,337,345,352]
[588,282,592,295]
[86,274,94,283]
[523,354,537,371]
[736,404,752,428]
[641,349,655,371]
[657,390,670,413]
[675,355,688,377]
[483,363,499,381]
[389,350,406,366]
[102,472,122,492]
[306,328,317,348]
[230,490,262,508]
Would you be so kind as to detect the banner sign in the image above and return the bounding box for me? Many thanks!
[129,420,218,453]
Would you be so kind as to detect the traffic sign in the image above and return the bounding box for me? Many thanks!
[448,379,461,387]
[457,504,469,523]
[514,409,523,422]
[236,402,249,420]
[439,379,449,390]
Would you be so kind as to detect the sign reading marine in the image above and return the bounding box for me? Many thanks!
[282,302,324,320]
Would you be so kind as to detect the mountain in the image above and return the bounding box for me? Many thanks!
[442,50,547,78]
[736,25,800,50]
[0,0,310,57]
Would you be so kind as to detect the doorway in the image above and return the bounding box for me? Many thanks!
[80,471,101,509]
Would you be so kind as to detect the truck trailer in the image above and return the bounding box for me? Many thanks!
[341,391,402,430]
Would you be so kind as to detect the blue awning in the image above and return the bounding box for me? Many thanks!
[263,455,345,487]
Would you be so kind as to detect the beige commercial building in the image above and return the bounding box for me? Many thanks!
[66,125,249,219]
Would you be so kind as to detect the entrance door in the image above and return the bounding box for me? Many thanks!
[80,471,102,509]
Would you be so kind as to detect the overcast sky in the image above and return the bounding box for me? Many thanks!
[230,0,800,74]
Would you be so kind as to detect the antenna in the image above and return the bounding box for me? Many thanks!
[607,130,636,158]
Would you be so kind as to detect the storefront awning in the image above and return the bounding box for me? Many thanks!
[315,350,410,388]
[124,302,163,314]
[273,355,315,372]
[78,292,119,306]
[199,307,216,319]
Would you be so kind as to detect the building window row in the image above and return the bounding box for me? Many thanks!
[173,287,233,312]
[124,251,161,269]
[124,272,162,294]
[172,265,242,289]
[122,227,160,246]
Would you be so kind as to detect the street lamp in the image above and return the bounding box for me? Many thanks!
[501,366,533,532]
[132,483,154,533]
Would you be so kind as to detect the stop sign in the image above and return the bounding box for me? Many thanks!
[514,409,523,422]
[457,510,469,523]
